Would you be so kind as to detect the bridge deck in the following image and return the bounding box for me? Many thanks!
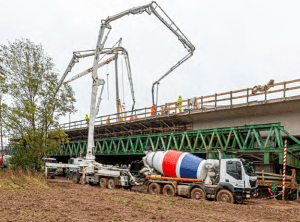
[58,78,300,137]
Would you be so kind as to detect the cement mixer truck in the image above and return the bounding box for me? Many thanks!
[140,148,258,204]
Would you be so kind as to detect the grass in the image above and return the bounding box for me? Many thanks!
[0,168,50,191]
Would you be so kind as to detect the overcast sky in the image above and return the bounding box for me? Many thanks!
[1,0,300,127]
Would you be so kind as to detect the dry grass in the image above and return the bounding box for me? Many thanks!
[0,168,50,191]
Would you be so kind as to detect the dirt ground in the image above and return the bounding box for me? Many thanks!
[0,181,300,222]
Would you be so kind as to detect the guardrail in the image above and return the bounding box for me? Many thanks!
[55,78,300,131]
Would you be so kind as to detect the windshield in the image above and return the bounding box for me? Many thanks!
[241,159,256,176]
[47,159,58,163]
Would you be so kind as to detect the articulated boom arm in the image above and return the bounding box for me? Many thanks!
[101,1,195,105]
[103,2,194,51]
[87,1,195,160]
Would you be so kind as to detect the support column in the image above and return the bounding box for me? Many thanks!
[264,152,270,164]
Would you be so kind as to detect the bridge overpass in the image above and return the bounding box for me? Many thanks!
[7,79,300,172]
[48,79,300,172]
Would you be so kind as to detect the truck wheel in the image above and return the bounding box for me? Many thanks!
[235,198,244,204]
[191,188,205,200]
[79,175,85,184]
[108,179,116,189]
[149,183,162,195]
[216,189,235,204]
[72,173,79,184]
[99,178,108,188]
[163,185,176,197]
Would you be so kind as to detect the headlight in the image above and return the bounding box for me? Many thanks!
[246,194,250,198]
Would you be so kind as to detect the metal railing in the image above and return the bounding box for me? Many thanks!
[56,78,300,131]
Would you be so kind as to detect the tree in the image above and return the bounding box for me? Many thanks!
[0,39,76,170]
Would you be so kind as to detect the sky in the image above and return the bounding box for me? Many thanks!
[1,0,300,132]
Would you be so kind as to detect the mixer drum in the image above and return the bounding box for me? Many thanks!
[146,150,207,179]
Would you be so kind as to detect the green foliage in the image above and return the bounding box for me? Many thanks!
[10,144,43,170]
[0,39,76,170]
[10,128,69,170]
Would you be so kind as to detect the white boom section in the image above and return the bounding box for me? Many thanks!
[63,47,135,111]
[86,1,195,161]
[46,163,80,168]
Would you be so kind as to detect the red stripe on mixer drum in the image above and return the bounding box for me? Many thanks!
[162,150,183,177]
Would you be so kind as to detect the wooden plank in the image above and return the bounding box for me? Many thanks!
[256,171,294,179]
[258,180,293,185]
[257,176,293,180]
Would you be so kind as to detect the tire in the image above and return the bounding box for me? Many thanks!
[50,176,55,179]
[235,198,244,204]
[72,173,79,184]
[108,178,116,189]
[191,188,205,200]
[99,178,108,188]
[79,175,85,184]
[216,189,235,204]
[163,184,176,197]
[123,186,132,190]
[149,183,162,195]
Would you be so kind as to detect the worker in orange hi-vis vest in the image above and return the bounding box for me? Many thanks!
[119,117,124,122]
[130,116,134,121]
[151,105,156,117]
[161,106,165,115]
[106,117,110,124]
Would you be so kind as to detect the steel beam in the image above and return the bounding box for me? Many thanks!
[46,123,300,167]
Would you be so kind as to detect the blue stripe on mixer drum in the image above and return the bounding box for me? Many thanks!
[179,153,204,179]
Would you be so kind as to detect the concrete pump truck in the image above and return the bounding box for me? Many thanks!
[46,2,257,204]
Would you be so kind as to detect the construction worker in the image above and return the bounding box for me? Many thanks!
[164,104,169,115]
[119,117,124,122]
[106,117,110,124]
[85,114,89,124]
[151,105,156,117]
[130,116,134,121]
[177,96,182,113]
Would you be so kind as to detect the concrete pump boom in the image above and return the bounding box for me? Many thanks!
[86,1,195,161]
[101,1,195,105]
[64,47,136,114]
[47,45,135,130]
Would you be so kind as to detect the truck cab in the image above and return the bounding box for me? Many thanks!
[219,158,257,203]
[42,158,58,178]
[67,157,85,181]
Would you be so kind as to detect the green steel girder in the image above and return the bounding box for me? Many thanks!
[6,122,300,168]
[51,122,300,166]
